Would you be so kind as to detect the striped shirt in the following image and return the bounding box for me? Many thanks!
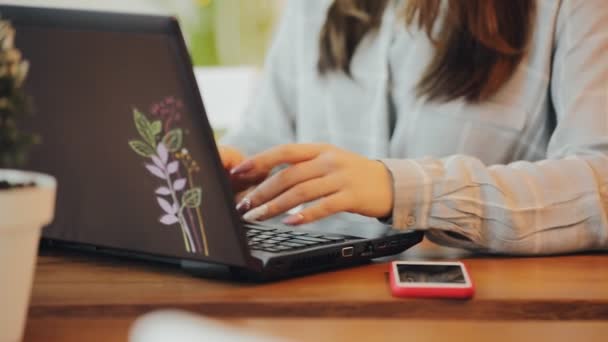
[222,0,608,254]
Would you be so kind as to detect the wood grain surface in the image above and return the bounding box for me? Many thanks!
[28,242,608,321]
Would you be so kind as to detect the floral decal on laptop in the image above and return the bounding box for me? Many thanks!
[128,97,209,255]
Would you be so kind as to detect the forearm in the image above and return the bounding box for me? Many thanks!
[381,154,608,255]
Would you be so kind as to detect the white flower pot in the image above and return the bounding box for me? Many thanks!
[0,170,56,342]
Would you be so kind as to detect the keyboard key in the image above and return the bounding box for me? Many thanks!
[273,229,291,234]
[246,224,348,255]
[283,242,307,248]
[276,233,293,238]
[271,237,290,241]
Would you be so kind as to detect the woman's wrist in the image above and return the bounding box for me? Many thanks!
[377,159,433,230]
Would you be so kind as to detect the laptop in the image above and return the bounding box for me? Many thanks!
[4,5,423,280]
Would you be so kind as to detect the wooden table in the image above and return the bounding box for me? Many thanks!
[24,241,608,341]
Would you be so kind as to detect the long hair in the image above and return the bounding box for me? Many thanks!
[318,0,536,103]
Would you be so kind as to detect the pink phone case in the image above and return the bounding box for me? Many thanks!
[389,262,475,299]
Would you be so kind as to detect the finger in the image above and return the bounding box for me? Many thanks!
[219,147,265,195]
[282,192,350,225]
[229,171,267,194]
[218,146,245,171]
[238,158,329,212]
[242,175,340,221]
[230,143,325,179]
[235,186,255,204]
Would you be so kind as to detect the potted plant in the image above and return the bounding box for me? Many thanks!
[0,20,56,342]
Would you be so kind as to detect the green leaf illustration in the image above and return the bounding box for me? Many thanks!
[133,109,155,147]
[162,128,183,152]
[129,140,155,157]
[151,120,162,136]
[182,188,202,208]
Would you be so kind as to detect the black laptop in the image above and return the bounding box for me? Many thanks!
[4,5,423,280]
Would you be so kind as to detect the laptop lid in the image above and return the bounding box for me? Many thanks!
[3,5,249,267]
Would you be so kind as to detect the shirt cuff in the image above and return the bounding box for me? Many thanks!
[378,159,435,230]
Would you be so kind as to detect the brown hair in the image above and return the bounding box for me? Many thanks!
[318,0,536,102]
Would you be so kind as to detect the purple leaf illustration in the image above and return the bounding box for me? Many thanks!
[155,187,171,195]
[167,161,179,175]
[130,101,209,256]
[173,178,187,191]
[160,214,179,225]
[151,155,165,170]
[146,164,166,179]
[157,197,176,215]
[157,142,168,164]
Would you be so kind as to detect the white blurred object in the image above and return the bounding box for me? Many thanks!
[129,310,286,342]
[195,66,259,132]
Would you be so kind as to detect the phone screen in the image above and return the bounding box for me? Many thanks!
[396,264,466,284]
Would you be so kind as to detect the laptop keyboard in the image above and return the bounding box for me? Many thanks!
[244,223,349,253]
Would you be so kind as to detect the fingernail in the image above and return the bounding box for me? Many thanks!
[283,213,304,225]
[242,204,269,221]
[236,198,252,214]
[230,160,254,175]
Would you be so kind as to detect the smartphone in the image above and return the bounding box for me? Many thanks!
[389,261,474,299]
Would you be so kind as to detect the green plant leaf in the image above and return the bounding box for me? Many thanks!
[133,109,155,147]
[129,140,155,157]
[182,188,202,208]
[151,120,162,136]
[162,128,183,152]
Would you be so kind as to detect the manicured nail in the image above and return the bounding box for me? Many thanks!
[230,160,254,175]
[242,204,269,221]
[236,198,252,214]
[283,213,304,225]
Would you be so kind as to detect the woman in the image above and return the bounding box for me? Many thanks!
[219,0,608,254]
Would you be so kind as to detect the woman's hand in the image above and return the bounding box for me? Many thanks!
[231,143,394,225]
[218,146,268,201]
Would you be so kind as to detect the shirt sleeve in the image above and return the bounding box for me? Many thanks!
[381,0,608,255]
[219,0,298,156]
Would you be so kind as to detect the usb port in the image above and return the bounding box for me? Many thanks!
[341,246,354,257]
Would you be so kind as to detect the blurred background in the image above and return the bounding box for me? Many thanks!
[0,0,286,133]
